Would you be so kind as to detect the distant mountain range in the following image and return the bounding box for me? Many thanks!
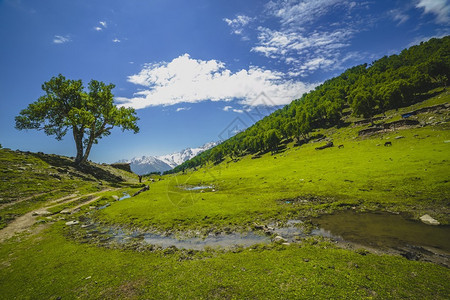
[118,141,218,175]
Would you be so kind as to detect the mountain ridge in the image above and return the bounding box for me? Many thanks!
[118,141,219,175]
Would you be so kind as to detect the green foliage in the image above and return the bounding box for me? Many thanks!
[264,129,281,153]
[15,74,140,165]
[171,36,450,172]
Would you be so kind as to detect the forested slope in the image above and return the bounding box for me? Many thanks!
[168,36,449,173]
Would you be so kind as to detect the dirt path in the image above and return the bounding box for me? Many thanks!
[0,190,62,210]
[48,193,79,205]
[0,211,37,242]
[0,188,119,242]
[68,195,103,212]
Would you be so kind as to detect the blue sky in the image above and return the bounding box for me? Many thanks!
[0,0,449,163]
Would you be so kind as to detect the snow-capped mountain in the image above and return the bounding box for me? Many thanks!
[118,141,218,175]
[117,156,172,175]
[157,141,218,168]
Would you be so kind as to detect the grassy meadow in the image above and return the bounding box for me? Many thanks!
[96,92,450,232]
[0,89,449,298]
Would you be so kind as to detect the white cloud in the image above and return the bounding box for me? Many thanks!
[94,21,108,31]
[389,9,410,25]
[266,0,344,28]
[245,0,367,76]
[252,26,354,75]
[176,107,191,112]
[416,0,450,23]
[53,35,70,44]
[112,38,121,43]
[223,15,253,36]
[116,54,317,109]
[223,106,244,113]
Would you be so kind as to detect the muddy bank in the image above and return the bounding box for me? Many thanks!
[65,210,450,267]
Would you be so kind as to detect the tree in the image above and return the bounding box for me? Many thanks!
[295,108,311,141]
[15,74,139,165]
[264,129,281,154]
[350,88,376,123]
[210,147,224,163]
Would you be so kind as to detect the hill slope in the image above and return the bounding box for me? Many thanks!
[0,150,140,229]
[98,89,450,232]
[171,36,450,173]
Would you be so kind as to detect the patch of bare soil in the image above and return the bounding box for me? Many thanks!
[0,188,118,242]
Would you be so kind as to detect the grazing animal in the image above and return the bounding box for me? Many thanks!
[384,141,392,147]
[338,144,344,149]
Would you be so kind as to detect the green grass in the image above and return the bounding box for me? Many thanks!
[97,124,449,232]
[0,148,139,229]
[0,225,448,299]
[0,90,449,298]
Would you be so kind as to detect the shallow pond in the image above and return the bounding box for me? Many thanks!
[182,185,214,191]
[312,210,450,252]
[82,225,270,250]
[76,210,449,259]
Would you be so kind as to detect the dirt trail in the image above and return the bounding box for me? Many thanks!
[0,188,119,242]
[48,193,79,205]
[0,191,62,210]
[69,196,103,212]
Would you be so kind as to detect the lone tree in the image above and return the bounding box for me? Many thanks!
[15,74,139,165]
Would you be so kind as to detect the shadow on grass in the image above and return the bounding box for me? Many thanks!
[30,152,124,183]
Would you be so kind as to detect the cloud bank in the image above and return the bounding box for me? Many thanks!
[226,0,366,76]
[416,0,450,24]
[116,54,316,109]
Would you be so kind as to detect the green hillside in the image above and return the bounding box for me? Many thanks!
[0,149,142,230]
[170,36,450,172]
[98,89,450,232]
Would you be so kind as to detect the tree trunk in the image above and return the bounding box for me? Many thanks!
[73,127,84,165]
[81,131,95,164]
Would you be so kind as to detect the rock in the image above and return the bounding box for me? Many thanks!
[282,242,291,246]
[253,223,265,230]
[395,136,404,139]
[32,210,51,216]
[112,195,119,201]
[60,209,71,214]
[273,235,287,243]
[419,214,440,225]
[65,220,79,226]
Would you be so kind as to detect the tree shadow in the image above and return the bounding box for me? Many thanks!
[30,152,124,183]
